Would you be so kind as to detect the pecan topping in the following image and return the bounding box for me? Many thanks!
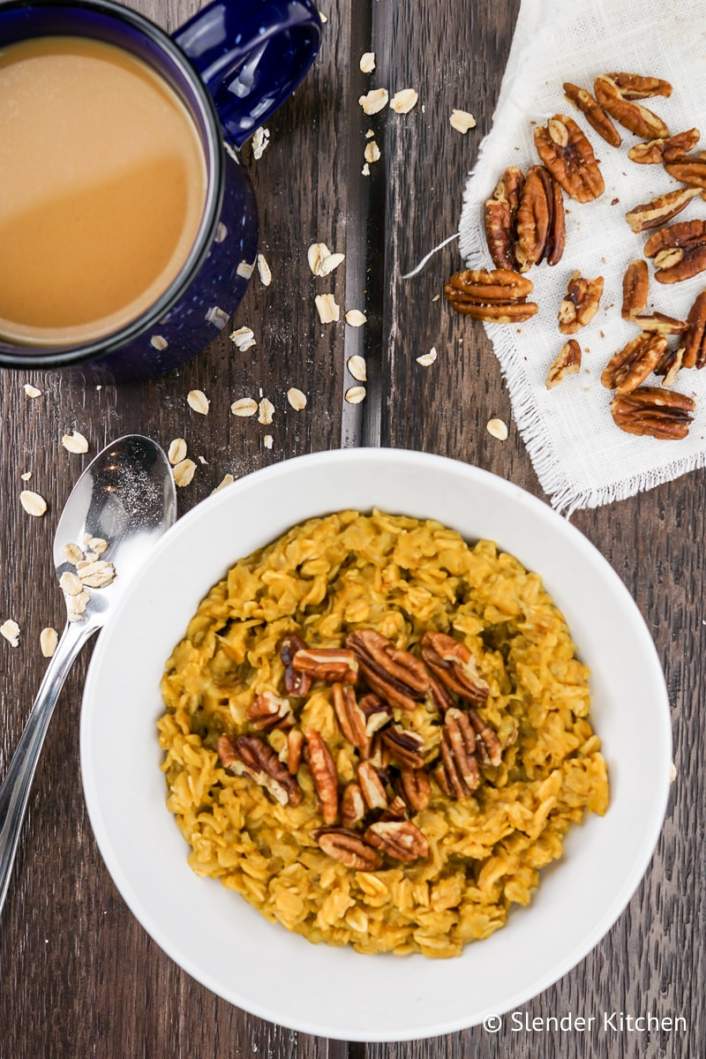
[364,820,429,863]
[218,733,302,806]
[515,166,550,271]
[683,290,706,368]
[444,268,539,323]
[287,728,303,774]
[606,72,672,99]
[484,166,524,270]
[628,128,700,165]
[601,332,667,394]
[247,690,292,731]
[316,828,382,870]
[304,730,339,825]
[631,312,687,335]
[359,692,393,739]
[546,340,581,389]
[440,708,480,799]
[644,219,706,258]
[380,724,426,770]
[433,763,450,797]
[625,187,701,233]
[611,387,695,440]
[659,346,685,387]
[357,761,389,811]
[280,633,312,697]
[563,82,621,146]
[664,153,706,189]
[558,272,604,334]
[386,795,408,819]
[341,782,366,828]
[644,220,706,284]
[420,631,489,704]
[468,708,502,767]
[594,75,669,139]
[332,683,368,752]
[541,168,566,266]
[292,646,358,685]
[534,114,604,203]
[398,768,431,813]
[347,629,430,711]
[621,260,649,319]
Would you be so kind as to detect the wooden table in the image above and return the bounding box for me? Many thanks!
[0,2,703,1056]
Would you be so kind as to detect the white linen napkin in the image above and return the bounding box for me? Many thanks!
[458,0,706,513]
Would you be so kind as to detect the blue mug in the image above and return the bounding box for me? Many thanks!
[0,0,321,378]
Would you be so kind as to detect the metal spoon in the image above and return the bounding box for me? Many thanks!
[0,434,176,915]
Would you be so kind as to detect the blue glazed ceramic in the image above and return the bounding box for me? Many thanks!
[0,0,321,379]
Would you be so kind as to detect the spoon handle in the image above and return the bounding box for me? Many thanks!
[0,620,96,916]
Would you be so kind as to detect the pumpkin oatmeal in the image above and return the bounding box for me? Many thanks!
[158,510,609,958]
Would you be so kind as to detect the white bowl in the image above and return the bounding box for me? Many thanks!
[80,449,671,1041]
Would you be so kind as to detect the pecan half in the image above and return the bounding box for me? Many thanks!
[440,708,480,799]
[484,166,524,270]
[341,782,366,828]
[631,312,687,335]
[280,633,312,697]
[357,761,388,811]
[625,187,701,233]
[380,725,426,769]
[359,692,393,740]
[247,690,292,731]
[644,219,706,258]
[683,290,706,368]
[420,631,489,704]
[445,268,533,303]
[347,629,430,711]
[468,708,502,767]
[397,768,431,813]
[292,646,358,685]
[611,387,695,439]
[218,733,302,806]
[601,332,667,394]
[594,76,669,139]
[287,728,303,774]
[606,72,672,99]
[621,260,649,319]
[664,154,706,189]
[316,828,382,869]
[563,82,621,146]
[364,820,429,863]
[542,169,566,266]
[515,166,550,271]
[446,300,539,323]
[558,272,604,334]
[305,730,339,825]
[332,682,368,752]
[534,115,605,203]
[644,220,706,284]
[546,340,581,389]
[433,763,450,797]
[628,129,700,165]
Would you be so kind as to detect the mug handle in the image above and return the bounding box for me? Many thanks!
[173,0,322,147]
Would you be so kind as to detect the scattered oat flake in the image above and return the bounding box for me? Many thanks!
[417,347,437,367]
[287,387,307,411]
[345,309,367,327]
[670,761,677,783]
[360,52,376,74]
[236,260,254,281]
[319,10,328,23]
[20,471,31,481]
[60,570,83,596]
[20,490,47,517]
[487,418,508,441]
[319,252,345,277]
[187,389,210,415]
[150,335,168,351]
[391,88,418,114]
[23,384,41,398]
[1,619,20,647]
[315,293,340,324]
[78,560,116,588]
[168,438,187,465]
[230,326,256,352]
[67,590,90,621]
[432,293,440,302]
[64,542,83,564]
[258,397,275,425]
[263,434,274,449]
[40,627,58,658]
[88,538,107,555]
[173,459,197,488]
[205,304,230,328]
[308,242,330,275]
[359,88,388,115]
[362,162,370,176]
[256,254,272,286]
[61,430,89,454]
[347,355,367,382]
[345,385,366,405]
[450,108,477,134]
[365,128,375,139]
[252,127,270,160]
[212,473,235,494]
[231,397,258,417]
[364,140,381,164]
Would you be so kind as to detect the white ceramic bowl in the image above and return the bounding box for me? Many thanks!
[80,449,671,1041]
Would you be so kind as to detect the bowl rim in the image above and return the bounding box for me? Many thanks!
[80,448,672,1041]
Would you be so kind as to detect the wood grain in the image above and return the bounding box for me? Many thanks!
[0,0,703,1057]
